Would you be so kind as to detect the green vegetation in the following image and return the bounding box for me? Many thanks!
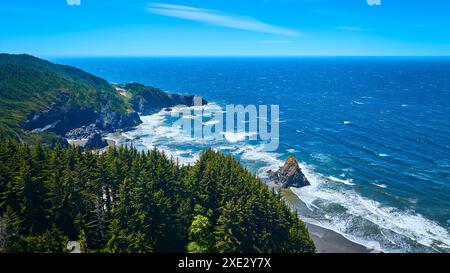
[124,82,168,97]
[0,54,129,139]
[0,140,315,253]
[124,82,188,114]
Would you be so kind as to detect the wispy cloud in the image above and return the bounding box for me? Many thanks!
[66,0,81,6]
[147,3,301,37]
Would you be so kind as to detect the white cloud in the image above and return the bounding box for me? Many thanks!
[148,3,300,37]
[67,0,81,6]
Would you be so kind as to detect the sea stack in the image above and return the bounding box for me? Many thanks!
[267,156,310,188]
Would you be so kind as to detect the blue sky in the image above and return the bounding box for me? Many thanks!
[1,0,450,56]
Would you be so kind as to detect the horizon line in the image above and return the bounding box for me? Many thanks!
[40,54,450,59]
[2,52,449,59]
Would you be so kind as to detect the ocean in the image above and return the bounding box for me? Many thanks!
[54,57,450,253]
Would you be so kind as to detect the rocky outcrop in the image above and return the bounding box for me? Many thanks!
[267,156,310,188]
[65,124,101,139]
[84,133,108,149]
[125,83,208,115]
[95,108,141,132]
[23,93,98,135]
[22,93,142,141]
[130,94,207,115]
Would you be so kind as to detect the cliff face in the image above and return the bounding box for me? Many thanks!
[267,156,310,188]
[22,92,142,138]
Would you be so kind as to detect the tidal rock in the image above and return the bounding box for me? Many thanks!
[267,156,310,188]
[95,108,142,132]
[84,133,108,149]
[65,124,101,139]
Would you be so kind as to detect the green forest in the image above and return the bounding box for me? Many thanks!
[0,140,316,253]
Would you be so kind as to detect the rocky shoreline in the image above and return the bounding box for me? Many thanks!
[21,84,207,149]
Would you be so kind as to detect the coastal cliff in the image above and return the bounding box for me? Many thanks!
[0,54,206,147]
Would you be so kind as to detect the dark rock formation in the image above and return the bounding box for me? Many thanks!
[65,124,101,139]
[125,83,208,115]
[95,108,141,132]
[23,93,98,135]
[22,93,142,137]
[267,156,310,188]
[130,94,207,115]
[84,133,108,149]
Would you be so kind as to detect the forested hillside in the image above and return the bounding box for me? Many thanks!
[0,54,130,139]
[0,140,315,253]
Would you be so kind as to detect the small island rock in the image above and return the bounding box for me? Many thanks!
[267,156,310,188]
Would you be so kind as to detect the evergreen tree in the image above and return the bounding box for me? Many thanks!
[187,211,214,253]
[0,141,315,253]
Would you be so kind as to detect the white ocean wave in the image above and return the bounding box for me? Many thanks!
[222,131,258,143]
[371,182,388,189]
[327,176,355,186]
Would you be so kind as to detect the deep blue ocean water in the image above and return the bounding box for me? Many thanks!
[54,57,450,253]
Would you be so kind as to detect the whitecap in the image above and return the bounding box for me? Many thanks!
[371,182,388,189]
[328,176,355,186]
[222,131,257,143]
[311,153,330,163]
